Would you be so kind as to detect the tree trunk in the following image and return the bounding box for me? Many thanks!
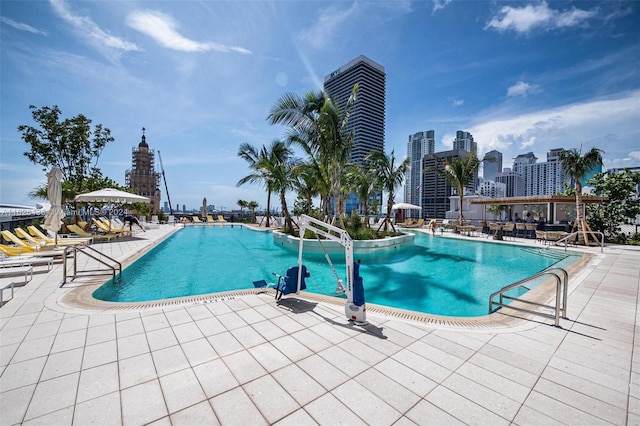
[265,191,272,227]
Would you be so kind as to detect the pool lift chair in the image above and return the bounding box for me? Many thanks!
[281,214,367,326]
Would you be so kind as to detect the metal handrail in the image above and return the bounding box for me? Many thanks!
[489,267,568,327]
[554,230,604,252]
[62,244,122,284]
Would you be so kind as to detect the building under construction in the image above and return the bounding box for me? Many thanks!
[125,128,161,212]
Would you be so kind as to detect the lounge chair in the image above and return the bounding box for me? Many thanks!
[15,227,89,246]
[1,230,47,250]
[404,218,424,228]
[92,218,131,236]
[0,243,66,257]
[217,215,227,223]
[206,215,215,223]
[1,253,54,271]
[192,216,203,223]
[68,224,118,241]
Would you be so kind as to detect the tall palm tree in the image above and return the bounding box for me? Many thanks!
[367,150,410,232]
[429,151,481,224]
[236,199,248,221]
[267,86,358,227]
[559,146,604,245]
[264,142,296,234]
[237,140,290,228]
[344,162,378,228]
[248,200,259,223]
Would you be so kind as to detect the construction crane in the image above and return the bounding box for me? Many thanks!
[157,150,173,214]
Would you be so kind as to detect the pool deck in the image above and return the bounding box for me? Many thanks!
[1,224,639,425]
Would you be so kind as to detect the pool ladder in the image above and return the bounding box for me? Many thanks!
[61,244,122,285]
[489,267,568,327]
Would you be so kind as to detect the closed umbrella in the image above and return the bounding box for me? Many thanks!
[43,167,65,245]
[202,197,207,221]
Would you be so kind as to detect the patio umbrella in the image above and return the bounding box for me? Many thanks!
[43,167,65,244]
[74,188,150,204]
[202,197,207,221]
[75,188,150,231]
[391,202,421,210]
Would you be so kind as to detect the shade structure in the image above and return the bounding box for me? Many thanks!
[391,202,421,210]
[74,188,150,204]
[43,167,65,236]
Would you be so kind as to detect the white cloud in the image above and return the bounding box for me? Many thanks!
[297,2,358,50]
[485,1,598,34]
[452,99,464,107]
[432,0,452,14]
[49,0,140,55]
[126,10,251,54]
[469,91,640,170]
[0,17,47,35]
[506,81,540,97]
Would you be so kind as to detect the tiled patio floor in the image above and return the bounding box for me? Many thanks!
[1,224,639,425]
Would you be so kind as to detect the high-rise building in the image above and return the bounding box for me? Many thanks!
[495,168,525,197]
[512,152,537,175]
[483,150,503,181]
[519,148,566,196]
[405,130,435,217]
[453,130,477,153]
[125,128,161,212]
[422,149,476,219]
[323,55,385,165]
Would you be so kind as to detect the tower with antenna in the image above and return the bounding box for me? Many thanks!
[125,128,161,212]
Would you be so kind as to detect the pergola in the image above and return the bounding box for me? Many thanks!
[470,195,608,223]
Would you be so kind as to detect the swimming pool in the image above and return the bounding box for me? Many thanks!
[93,226,579,317]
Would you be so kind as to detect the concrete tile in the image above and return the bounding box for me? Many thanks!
[332,379,402,425]
[172,322,205,343]
[222,350,267,384]
[405,399,466,425]
[468,351,539,388]
[244,375,300,423]
[0,384,35,425]
[456,362,531,403]
[185,304,214,321]
[298,354,350,391]
[290,328,333,353]
[152,345,190,376]
[116,317,145,338]
[0,356,47,392]
[271,364,326,406]
[23,319,60,341]
[50,328,86,353]
[117,332,150,359]
[86,322,116,345]
[354,368,422,414]
[230,324,267,348]
[58,315,89,333]
[442,373,521,420]
[181,337,218,366]
[210,387,268,425]
[146,327,178,351]
[77,361,119,403]
[248,342,291,373]
[216,311,249,331]
[273,408,319,426]
[22,406,74,426]
[271,334,314,362]
[141,313,171,331]
[0,342,19,368]
[193,358,239,398]
[195,316,226,337]
[407,339,467,371]
[74,391,122,426]
[319,345,370,378]
[119,352,158,389]
[392,347,454,383]
[159,368,207,414]
[12,335,54,363]
[375,357,437,397]
[0,325,30,346]
[24,372,79,421]
[121,379,168,426]
[305,393,366,425]
[40,346,83,381]
[425,385,510,426]
[170,400,219,426]
[235,306,267,325]
[83,339,117,369]
[207,331,243,356]
[523,390,613,425]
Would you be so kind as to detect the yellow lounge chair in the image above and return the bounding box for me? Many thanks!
[16,227,89,246]
[92,218,131,236]
[192,216,203,223]
[1,230,43,249]
[67,224,118,241]
[217,215,227,223]
[206,215,215,223]
[0,244,66,257]
[404,218,425,228]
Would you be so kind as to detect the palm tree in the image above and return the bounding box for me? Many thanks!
[237,141,281,227]
[237,199,248,221]
[344,162,378,228]
[429,151,481,225]
[248,200,259,223]
[267,86,358,227]
[559,146,604,245]
[366,150,410,232]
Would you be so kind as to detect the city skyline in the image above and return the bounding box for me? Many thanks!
[1,1,639,211]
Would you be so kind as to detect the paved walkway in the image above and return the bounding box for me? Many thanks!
[1,225,639,425]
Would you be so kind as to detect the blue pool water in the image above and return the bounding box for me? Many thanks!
[93,226,578,317]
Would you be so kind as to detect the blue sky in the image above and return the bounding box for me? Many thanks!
[1,0,639,211]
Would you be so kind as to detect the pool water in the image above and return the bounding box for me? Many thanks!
[93,226,578,317]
